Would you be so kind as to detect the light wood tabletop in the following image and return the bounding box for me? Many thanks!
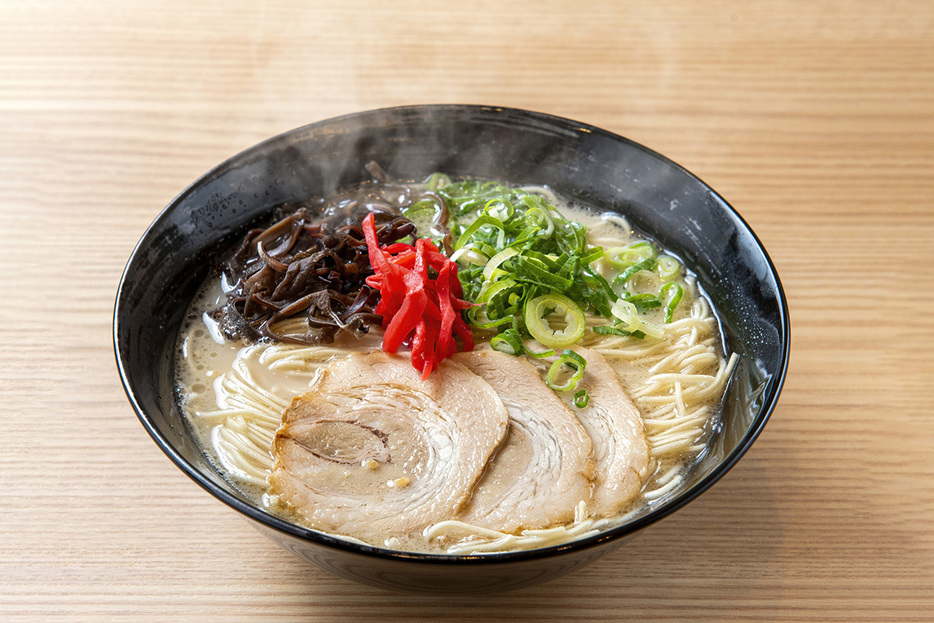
[2,0,932,620]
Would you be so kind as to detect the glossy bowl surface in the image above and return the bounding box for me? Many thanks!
[114,105,789,594]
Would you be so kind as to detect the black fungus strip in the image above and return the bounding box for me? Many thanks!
[212,182,417,345]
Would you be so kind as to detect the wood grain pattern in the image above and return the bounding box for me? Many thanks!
[2,0,932,620]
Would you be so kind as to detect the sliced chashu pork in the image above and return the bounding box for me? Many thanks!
[268,351,509,544]
[566,346,650,516]
[452,349,595,533]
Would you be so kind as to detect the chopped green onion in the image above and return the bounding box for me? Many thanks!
[615,257,657,285]
[610,298,665,339]
[466,306,517,330]
[524,293,586,348]
[519,198,555,238]
[473,241,499,258]
[482,247,520,282]
[546,349,587,392]
[624,268,663,292]
[555,220,588,256]
[454,215,505,250]
[487,329,560,359]
[448,246,488,266]
[525,347,557,359]
[580,246,604,265]
[660,282,683,323]
[483,198,515,221]
[592,324,646,339]
[490,329,524,355]
[513,256,574,290]
[606,242,657,269]
[573,389,590,408]
[621,292,662,312]
[657,256,682,281]
[432,175,688,362]
[477,277,521,306]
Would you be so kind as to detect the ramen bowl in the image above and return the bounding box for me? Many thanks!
[114,105,789,594]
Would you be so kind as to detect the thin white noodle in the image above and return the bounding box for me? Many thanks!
[426,502,604,554]
[642,475,682,500]
[193,344,338,488]
[591,299,736,495]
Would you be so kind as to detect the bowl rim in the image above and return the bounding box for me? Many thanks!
[114,103,791,565]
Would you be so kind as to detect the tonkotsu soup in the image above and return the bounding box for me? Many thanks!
[175,169,737,554]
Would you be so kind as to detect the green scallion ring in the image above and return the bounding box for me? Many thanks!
[657,256,682,281]
[490,330,524,356]
[524,293,586,348]
[660,281,684,323]
[545,349,587,392]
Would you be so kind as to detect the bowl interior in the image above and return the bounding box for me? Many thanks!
[115,105,788,565]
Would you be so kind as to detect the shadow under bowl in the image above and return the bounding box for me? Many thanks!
[114,105,790,594]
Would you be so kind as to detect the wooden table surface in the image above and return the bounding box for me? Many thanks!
[2,1,932,620]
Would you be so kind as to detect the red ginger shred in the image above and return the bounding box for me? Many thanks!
[362,212,474,379]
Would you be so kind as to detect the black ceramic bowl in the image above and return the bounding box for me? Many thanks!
[114,105,789,594]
